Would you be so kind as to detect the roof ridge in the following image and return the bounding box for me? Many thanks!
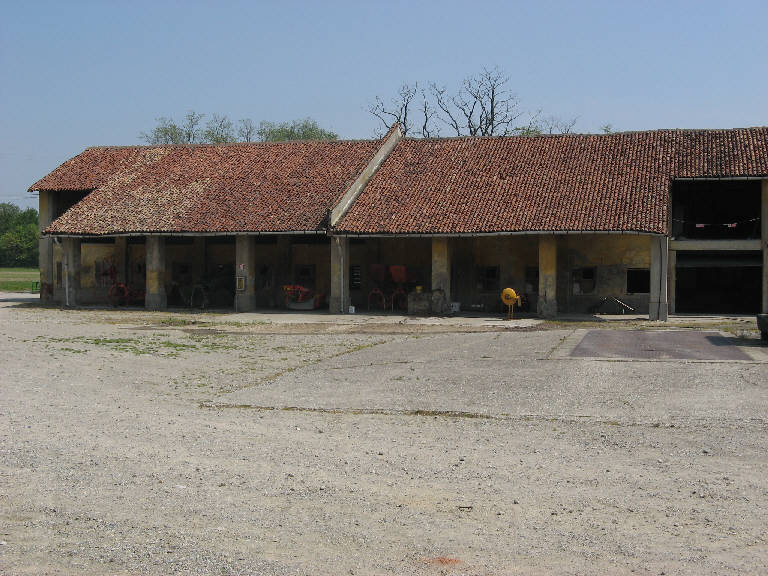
[403,126,768,143]
[84,137,383,151]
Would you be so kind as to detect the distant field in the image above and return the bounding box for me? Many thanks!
[0,267,39,292]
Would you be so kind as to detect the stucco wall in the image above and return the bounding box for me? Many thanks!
[559,234,652,313]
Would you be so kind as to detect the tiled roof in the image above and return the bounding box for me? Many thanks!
[37,140,380,235]
[335,128,768,235]
[33,127,768,236]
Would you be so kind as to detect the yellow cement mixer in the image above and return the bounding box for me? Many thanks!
[501,287,522,320]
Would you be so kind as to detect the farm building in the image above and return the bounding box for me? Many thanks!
[30,125,768,319]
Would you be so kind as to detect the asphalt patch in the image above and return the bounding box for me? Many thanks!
[570,330,752,361]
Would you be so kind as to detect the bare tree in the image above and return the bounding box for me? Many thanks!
[536,114,578,135]
[369,67,581,138]
[432,68,523,137]
[419,89,439,138]
[368,83,419,137]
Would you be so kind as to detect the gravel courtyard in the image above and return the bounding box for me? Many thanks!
[1,295,767,575]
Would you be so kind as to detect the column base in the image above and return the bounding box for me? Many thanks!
[649,300,668,321]
[538,300,557,319]
[235,292,256,312]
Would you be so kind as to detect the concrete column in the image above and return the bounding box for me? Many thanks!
[431,237,451,294]
[38,190,56,301]
[431,237,451,314]
[668,250,676,315]
[537,235,557,318]
[114,237,128,284]
[330,236,349,314]
[762,179,768,314]
[145,236,167,310]
[649,235,669,321]
[235,235,257,312]
[61,237,81,307]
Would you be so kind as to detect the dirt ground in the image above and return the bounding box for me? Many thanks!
[1,294,767,575]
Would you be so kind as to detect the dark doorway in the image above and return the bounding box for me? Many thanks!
[676,252,762,314]
[671,180,761,240]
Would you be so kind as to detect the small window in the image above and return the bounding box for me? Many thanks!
[349,265,362,290]
[626,268,650,294]
[573,267,596,294]
[56,261,63,286]
[476,266,500,292]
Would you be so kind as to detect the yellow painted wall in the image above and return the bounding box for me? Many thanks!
[565,235,651,268]
[79,244,118,289]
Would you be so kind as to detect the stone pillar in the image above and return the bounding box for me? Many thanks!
[668,249,676,315]
[61,237,81,307]
[330,236,349,314]
[649,235,669,321]
[114,237,128,284]
[431,237,451,314]
[145,236,167,310]
[235,235,257,312]
[537,235,557,318]
[38,190,56,302]
[762,179,768,314]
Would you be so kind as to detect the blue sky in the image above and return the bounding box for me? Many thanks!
[2,0,767,208]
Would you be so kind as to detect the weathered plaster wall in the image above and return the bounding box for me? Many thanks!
[78,243,118,303]
[560,234,652,313]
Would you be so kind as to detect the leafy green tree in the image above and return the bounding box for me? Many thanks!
[257,117,338,142]
[0,202,39,267]
[141,113,337,144]
[140,111,204,144]
[203,114,235,144]
[0,203,21,233]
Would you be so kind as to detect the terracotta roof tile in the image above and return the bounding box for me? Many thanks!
[37,140,379,235]
[33,127,768,236]
[336,128,768,235]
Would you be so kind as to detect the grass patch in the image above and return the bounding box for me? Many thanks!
[37,335,207,357]
[0,267,39,292]
[159,317,206,327]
